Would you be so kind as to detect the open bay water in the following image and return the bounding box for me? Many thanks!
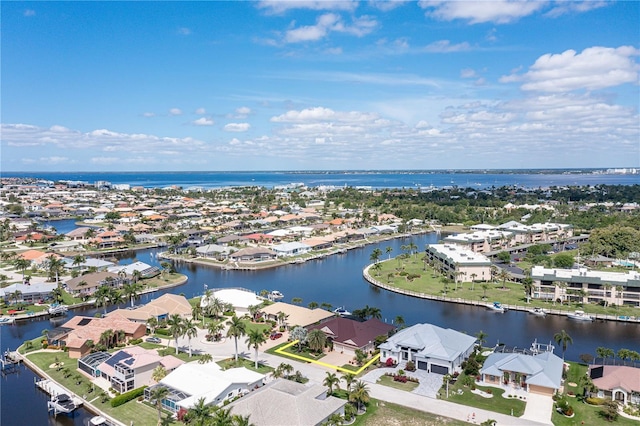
[4,170,639,189]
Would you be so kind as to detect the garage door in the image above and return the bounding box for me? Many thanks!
[431,364,449,375]
[417,361,428,371]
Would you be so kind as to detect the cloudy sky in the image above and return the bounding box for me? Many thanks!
[2,1,639,172]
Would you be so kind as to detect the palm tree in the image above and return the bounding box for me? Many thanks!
[226,315,247,362]
[72,255,86,271]
[291,297,303,306]
[167,314,184,355]
[475,330,488,348]
[245,328,267,369]
[182,318,198,357]
[469,273,478,291]
[247,304,262,322]
[323,372,340,396]
[232,414,254,426]
[122,282,142,308]
[320,302,333,312]
[349,380,370,413]
[198,354,213,364]
[393,315,405,329]
[276,311,289,329]
[481,283,489,300]
[185,397,212,426]
[596,347,614,365]
[131,269,142,284]
[342,373,355,392]
[306,329,327,354]
[109,288,125,307]
[554,329,573,360]
[206,296,224,320]
[212,407,234,426]
[13,258,30,280]
[385,246,393,260]
[369,248,382,264]
[307,301,319,309]
[364,305,382,320]
[94,286,111,314]
[497,268,510,290]
[150,385,169,425]
[522,276,533,303]
[45,255,65,284]
[100,329,115,349]
[151,365,167,383]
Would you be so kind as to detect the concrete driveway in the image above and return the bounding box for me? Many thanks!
[520,392,554,425]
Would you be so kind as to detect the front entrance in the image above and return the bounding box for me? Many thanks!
[431,364,449,375]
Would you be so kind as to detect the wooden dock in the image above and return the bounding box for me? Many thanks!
[35,378,83,415]
[0,350,22,372]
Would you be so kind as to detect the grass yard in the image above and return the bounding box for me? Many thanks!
[374,255,639,317]
[442,373,525,417]
[353,399,467,426]
[376,374,419,392]
[217,357,274,374]
[25,351,174,426]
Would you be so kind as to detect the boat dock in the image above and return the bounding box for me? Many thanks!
[1,350,22,372]
[35,378,84,415]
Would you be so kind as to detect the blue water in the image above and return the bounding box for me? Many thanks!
[4,170,639,189]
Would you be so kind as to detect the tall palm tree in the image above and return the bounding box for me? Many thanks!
[522,276,533,303]
[72,255,86,271]
[232,414,254,426]
[369,248,382,264]
[94,286,111,314]
[323,372,340,396]
[475,330,488,348]
[341,373,355,392]
[469,273,478,291]
[497,268,510,290]
[245,328,266,369]
[212,407,234,426]
[206,297,224,319]
[306,329,327,354]
[393,315,405,329]
[198,354,213,364]
[122,282,142,308]
[247,304,262,322]
[276,311,289,328]
[147,316,159,335]
[182,318,198,357]
[167,314,184,355]
[226,315,247,362]
[150,385,169,426]
[185,397,212,426]
[13,258,31,280]
[349,380,370,413]
[151,365,167,383]
[554,329,573,360]
[45,255,65,284]
[109,288,125,307]
[385,246,393,260]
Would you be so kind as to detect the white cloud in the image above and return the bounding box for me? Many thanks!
[460,68,477,78]
[193,117,214,126]
[423,40,471,53]
[177,27,192,36]
[236,106,251,116]
[169,108,183,116]
[501,46,640,92]
[143,112,156,117]
[284,13,377,43]
[369,0,411,12]
[23,9,36,17]
[418,0,545,24]
[224,123,251,132]
[257,0,359,14]
[195,108,207,115]
[545,1,609,18]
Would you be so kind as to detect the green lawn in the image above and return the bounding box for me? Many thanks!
[217,357,274,374]
[376,374,419,392]
[551,362,640,426]
[347,398,467,426]
[441,373,526,417]
[373,255,640,317]
[25,351,176,426]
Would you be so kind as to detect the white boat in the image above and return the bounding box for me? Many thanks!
[567,310,593,321]
[48,393,77,414]
[48,304,68,316]
[86,415,110,426]
[488,302,505,313]
[529,307,547,317]
[0,317,15,325]
[269,290,284,300]
[334,306,351,316]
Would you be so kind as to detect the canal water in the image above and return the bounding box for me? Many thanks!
[2,220,638,425]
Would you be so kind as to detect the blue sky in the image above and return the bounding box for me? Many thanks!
[2,0,639,172]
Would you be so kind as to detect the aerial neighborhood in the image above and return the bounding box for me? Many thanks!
[0,177,639,425]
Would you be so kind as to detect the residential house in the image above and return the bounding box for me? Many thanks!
[229,247,277,262]
[379,323,476,375]
[144,362,265,414]
[480,351,564,396]
[261,302,334,330]
[589,365,640,406]
[64,271,125,297]
[0,282,57,305]
[272,242,312,257]
[306,317,395,356]
[106,294,193,323]
[229,379,346,426]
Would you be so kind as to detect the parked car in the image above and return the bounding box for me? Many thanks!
[145,337,161,344]
[269,332,283,340]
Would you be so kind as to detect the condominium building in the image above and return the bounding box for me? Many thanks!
[531,265,640,307]
[425,244,492,282]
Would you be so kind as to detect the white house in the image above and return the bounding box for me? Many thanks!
[145,361,265,414]
[271,241,311,257]
[378,323,476,374]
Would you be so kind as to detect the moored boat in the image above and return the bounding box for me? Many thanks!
[47,304,68,317]
[334,306,351,316]
[269,290,284,300]
[567,310,593,321]
[0,317,15,325]
[48,393,78,414]
[529,307,547,317]
[488,302,505,313]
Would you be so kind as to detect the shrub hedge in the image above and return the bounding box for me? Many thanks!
[110,386,147,407]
